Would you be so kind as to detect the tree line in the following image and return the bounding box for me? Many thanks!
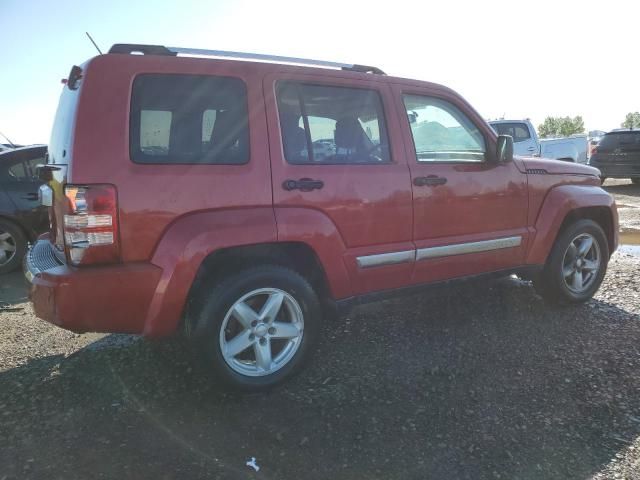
[536,112,639,138]
[621,112,640,129]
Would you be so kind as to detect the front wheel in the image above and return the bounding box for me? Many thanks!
[534,219,609,304]
[187,265,321,391]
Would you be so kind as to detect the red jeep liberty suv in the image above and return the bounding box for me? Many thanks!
[25,44,618,390]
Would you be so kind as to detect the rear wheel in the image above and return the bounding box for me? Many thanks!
[187,265,321,390]
[534,219,609,304]
[0,220,27,275]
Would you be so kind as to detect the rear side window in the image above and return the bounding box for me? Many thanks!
[598,132,640,152]
[491,122,531,143]
[130,74,249,164]
[1,149,46,182]
[276,82,391,164]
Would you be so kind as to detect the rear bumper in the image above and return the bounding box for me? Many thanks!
[24,240,162,334]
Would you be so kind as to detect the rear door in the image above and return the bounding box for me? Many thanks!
[394,85,529,284]
[0,147,48,236]
[264,74,414,295]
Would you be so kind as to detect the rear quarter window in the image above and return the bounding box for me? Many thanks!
[130,74,249,164]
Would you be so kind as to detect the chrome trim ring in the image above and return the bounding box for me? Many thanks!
[219,288,304,377]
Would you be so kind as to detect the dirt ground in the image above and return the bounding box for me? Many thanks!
[1,180,639,480]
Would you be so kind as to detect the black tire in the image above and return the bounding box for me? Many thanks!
[187,265,321,391]
[600,176,607,185]
[631,178,640,185]
[0,219,27,275]
[534,219,609,305]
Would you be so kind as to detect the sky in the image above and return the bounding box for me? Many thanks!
[1,0,637,145]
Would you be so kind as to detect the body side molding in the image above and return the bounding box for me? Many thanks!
[416,236,522,261]
[356,250,415,268]
[355,236,523,268]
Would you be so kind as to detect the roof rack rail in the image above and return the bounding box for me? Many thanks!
[109,44,177,56]
[107,44,385,75]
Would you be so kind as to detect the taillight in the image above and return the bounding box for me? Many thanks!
[63,185,120,265]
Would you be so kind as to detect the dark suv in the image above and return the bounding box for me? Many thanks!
[590,130,640,184]
[24,44,618,390]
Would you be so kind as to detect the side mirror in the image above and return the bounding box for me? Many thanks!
[496,135,514,163]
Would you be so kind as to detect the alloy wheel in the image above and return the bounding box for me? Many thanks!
[0,231,17,266]
[219,288,304,377]
[561,233,601,294]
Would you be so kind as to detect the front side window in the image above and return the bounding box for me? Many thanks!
[277,82,390,164]
[492,122,531,143]
[130,74,249,164]
[403,95,485,162]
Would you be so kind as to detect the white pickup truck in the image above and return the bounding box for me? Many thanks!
[489,119,588,164]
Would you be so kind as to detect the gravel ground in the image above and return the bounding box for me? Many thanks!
[609,181,640,235]
[1,180,639,480]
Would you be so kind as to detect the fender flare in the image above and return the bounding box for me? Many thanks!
[143,207,277,336]
[526,184,616,265]
[142,206,353,336]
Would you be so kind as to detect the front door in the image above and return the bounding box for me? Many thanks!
[264,74,414,296]
[394,86,529,285]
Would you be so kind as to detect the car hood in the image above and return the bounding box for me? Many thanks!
[516,156,600,176]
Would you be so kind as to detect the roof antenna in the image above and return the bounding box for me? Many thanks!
[85,32,103,55]
[0,131,17,148]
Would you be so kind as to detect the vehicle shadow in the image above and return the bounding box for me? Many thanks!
[0,270,29,306]
[604,181,640,196]
[1,277,639,479]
